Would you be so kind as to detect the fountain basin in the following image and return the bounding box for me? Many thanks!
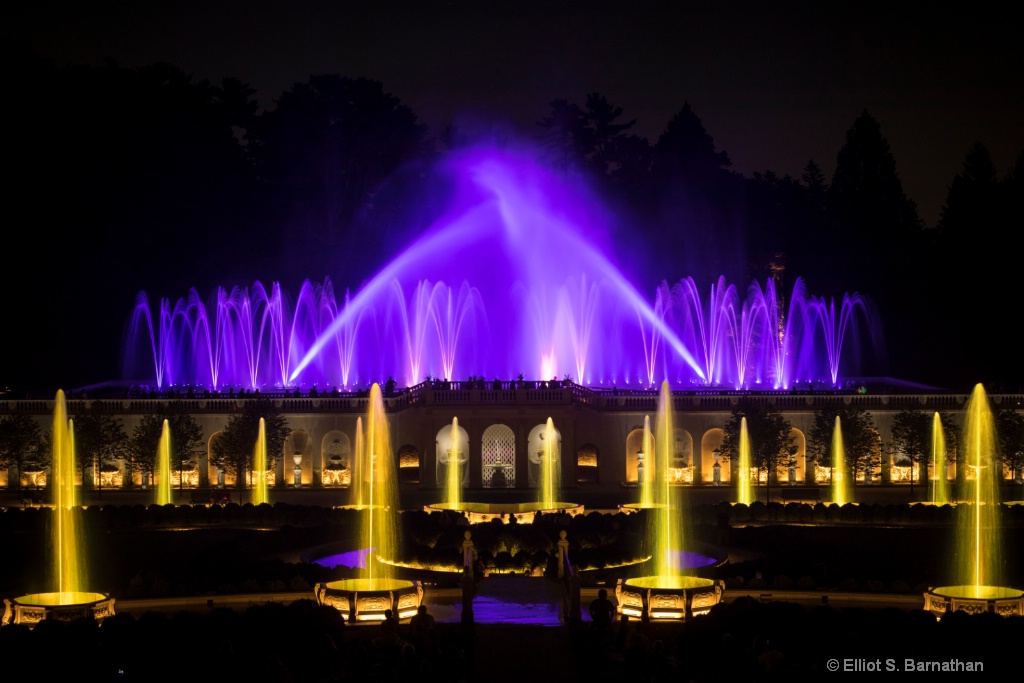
[924,585,1024,618]
[618,503,671,513]
[616,576,724,620]
[3,592,115,627]
[423,501,583,524]
[314,578,423,622]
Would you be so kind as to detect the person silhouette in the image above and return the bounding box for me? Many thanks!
[589,588,615,631]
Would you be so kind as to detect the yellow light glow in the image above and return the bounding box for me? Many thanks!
[957,385,1001,592]
[53,391,86,598]
[831,417,850,505]
[157,419,172,505]
[737,417,753,504]
[252,418,269,505]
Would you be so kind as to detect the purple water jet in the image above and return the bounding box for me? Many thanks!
[125,146,880,391]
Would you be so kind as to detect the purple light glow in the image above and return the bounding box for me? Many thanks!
[312,548,373,570]
[670,550,719,570]
[125,146,880,391]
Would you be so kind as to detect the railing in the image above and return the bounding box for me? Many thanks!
[3,382,1022,416]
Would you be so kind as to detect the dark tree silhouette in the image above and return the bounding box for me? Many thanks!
[0,415,44,496]
[889,410,956,495]
[537,93,649,181]
[995,409,1024,484]
[808,404,881,483]
[9,57,263,391]
[927,145,1023,391]
[128,406,205,488]
[649,103,745,279]
[71,407,129,485]
[824,111,925,385]
[253,75,428,281]
[210,397,290,488]
[537,98,591,171]
[826,110,922,290]
[719,398,795,502]
[937,143,1000,236]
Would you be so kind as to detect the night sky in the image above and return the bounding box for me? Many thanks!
[12,1,1022,225]
[6,1,1023,393]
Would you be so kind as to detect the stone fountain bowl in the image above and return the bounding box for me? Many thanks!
[616,576,725,621]
[314,578,423,622]
[3,592,115,627]
[423,501,583,524]
[924,585,1024,618]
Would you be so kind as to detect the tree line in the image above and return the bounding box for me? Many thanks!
[718,400,1024,503]
[8,51,1023,392]
[0,399,288,497]
[3,398,1022,498]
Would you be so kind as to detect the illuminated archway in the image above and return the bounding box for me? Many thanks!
[482,424,515,488]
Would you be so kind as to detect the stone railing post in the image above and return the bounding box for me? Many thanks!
[557,530,568,579]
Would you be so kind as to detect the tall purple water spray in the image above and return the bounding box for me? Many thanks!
[125,146,880,391]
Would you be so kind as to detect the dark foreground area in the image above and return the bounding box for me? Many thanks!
[4,502,1024,681]
[1,597,1020,682]
[4,502,1024,599]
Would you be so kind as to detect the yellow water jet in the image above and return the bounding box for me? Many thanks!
[617,382,722,620]
[315,384,421,622]
[156,419,172,505]
[537,417,560,510]
[360,384,399,581]
[252,417,269,505]
[52,389,85,600]
[831,416,850,505]
[737,417,753,505]
[930,412,949,505]
[651,381,682,580]
[924,384,1024,617]
[957,384,1000,595]
[444,417,465,509]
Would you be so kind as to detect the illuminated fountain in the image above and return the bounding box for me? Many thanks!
[424,416,583,524]
[617,382,724,620]
[444,417,467,509]
[831,416,852,505]
[314,384,423,621]
[737,417,754,505]
[156,419,172,505]
[252,417,269,505]
[124,147,880,393]
[924,384,1024,617]
[3,390,115,626]
[931,412,950,504]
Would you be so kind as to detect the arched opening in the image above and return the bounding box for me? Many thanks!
[527,423,561,489]
[284,430,312,486]
[577,443,599,483]
[701,428,729,485]
[668,429,694,484]
[625,427,649,483]
[436,423,470,489]
[398,444,421,484]
[784,429,806,483]
[482,424,515,488]
[208,431,232,488]
[321,431,351,486]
